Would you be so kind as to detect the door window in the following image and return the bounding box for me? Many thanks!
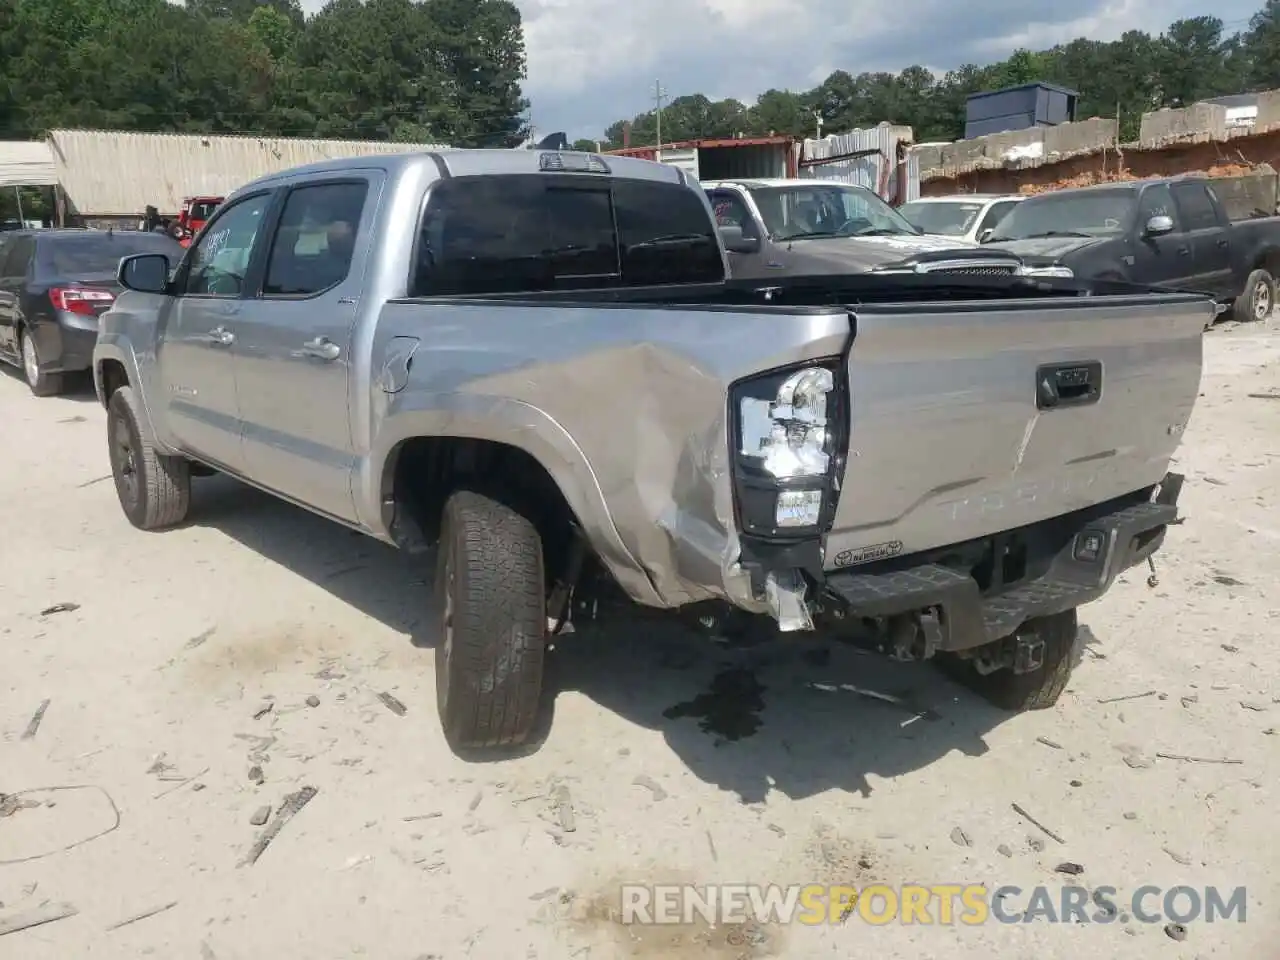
[183,193,272,297]
[708,191,757,235]
[1170,183,1218,231]
[1138,185,1180,231]
[263,181,370,297]
[2,237,35,279]
[977,201,1019,236]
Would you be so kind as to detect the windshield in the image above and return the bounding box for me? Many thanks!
[39,232,184,276]
[988,190,1136,241]
[899,200,986,237]
[746,183,920,240]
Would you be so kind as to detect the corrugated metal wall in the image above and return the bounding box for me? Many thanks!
[796,125,920,203]
[0,141,58,187]
[47,129,451,216]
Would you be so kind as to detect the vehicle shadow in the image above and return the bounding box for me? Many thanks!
[0,364,99,401]
[193,475,1098,801]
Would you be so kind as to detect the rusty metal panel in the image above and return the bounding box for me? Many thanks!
[47,129,451,216]
[798,125,920,202]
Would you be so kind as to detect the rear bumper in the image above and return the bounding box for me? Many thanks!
[32,314,97,374]
[822,475,1183,651]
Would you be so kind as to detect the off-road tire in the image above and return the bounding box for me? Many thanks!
[435,489,547,752]
[1235,269,1274,323]
[19,327,65,397]
[945,609,1080,711]
[106,385,191,530]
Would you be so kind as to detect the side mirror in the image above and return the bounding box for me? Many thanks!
[1144,215,1174,236]
[978,228,994,243]
[718,225,760,254]
[118,253,171,294]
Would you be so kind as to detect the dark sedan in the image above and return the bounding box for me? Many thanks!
[0,228,184,396]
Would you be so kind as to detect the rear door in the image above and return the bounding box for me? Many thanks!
[0,234,20,355]
[824,293,1211,567]
[1170,181,1232,296]
[233,175,379,522]
[163,190,276,470]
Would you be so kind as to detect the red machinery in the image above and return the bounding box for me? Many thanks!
[176,195,223,246]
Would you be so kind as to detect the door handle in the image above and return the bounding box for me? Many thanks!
[220,303,242,316]
[1176,246,1191,256]
[1217,238,1229,248]
[206,325,234,346]
[296,336,341,361]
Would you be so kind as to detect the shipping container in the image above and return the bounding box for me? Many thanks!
[603,136,797,181]
[964,82,1079,139]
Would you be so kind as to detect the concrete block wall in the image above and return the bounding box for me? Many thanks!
[1138,102,1228,145]
[915,88,1280,183]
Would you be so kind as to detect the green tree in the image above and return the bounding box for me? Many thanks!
[1244,0,1280,89]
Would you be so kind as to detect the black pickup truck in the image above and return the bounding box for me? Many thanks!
[984,176,1280,322]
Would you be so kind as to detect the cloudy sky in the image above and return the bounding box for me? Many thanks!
[299,0,1264,141]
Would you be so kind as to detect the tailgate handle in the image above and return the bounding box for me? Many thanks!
[1036,361,1101,410]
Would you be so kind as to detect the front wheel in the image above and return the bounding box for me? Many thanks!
[1235,269,1274,323]
[434,490,547,752]
[941,609,1080,711]
[106,385,191,530]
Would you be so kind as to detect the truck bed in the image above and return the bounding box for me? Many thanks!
[379,274,1210,608]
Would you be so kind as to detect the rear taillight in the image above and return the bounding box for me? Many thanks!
[50,287,115,316]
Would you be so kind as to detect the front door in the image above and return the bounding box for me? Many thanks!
[160,191,275,470]
[233,176,377,522]
[708,188,772,279]
[1131,183,1192,289]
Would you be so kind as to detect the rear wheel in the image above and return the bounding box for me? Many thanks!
[942,609,1080,711]
[435,490,547,752]
[1235,269,1274,323]
[19,327,65,397]
[106,385,191,530]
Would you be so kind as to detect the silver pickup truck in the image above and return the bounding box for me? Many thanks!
[94,149,1208,754]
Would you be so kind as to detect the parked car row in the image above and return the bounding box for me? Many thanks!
[82,148,1205,755]
[0,227,185,395]
[901,176,1280,324]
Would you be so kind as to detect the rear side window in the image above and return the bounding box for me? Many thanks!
[412,174,721,296]
[38,233,183,277]
[613,179,723,286]
[1171,183,1219,231]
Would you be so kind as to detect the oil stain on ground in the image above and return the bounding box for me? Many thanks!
[662,668,765,741]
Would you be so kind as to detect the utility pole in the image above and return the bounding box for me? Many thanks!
[653,79,667,159]
[814,112,824,140]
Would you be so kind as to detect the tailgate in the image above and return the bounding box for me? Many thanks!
[824,293,1210,569]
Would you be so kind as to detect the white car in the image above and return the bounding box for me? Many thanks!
[898,194,1026,245]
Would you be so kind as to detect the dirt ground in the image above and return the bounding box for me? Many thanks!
[2,317,1277,960]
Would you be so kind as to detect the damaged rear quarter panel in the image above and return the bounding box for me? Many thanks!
[367,299,850,609]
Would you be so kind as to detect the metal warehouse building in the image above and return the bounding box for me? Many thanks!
[43,129,450,224]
